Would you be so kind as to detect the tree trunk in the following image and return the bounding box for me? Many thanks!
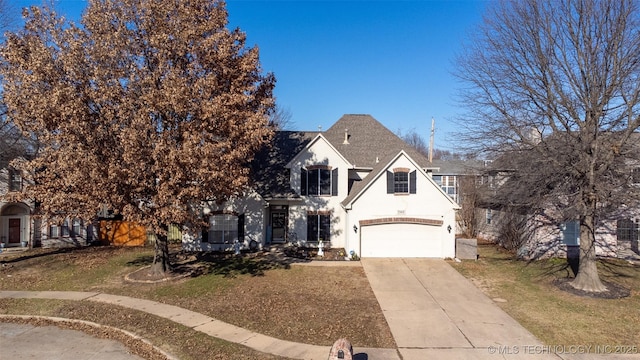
[571,213,607,292]
[151,232,171,275]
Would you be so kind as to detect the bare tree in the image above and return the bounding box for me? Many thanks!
[0,0,275,274]
[457,174,481,238]
[399,129,429,157]
[269,104,294,130]
[456,0,640,292]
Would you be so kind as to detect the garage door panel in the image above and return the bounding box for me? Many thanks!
[361,223,441,258]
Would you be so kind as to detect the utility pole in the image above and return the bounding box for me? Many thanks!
[429,117,435,163]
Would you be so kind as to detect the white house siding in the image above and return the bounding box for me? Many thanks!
[182,190,266,251]
[346,155,458,258]
[287,136,352,249]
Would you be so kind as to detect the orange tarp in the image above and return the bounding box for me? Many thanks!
[99,220,146,246]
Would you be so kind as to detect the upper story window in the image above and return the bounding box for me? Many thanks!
[432,174,458,202]
[387,168,416,194]
[8,168,22,192]
[301,166,338,196]
[394,171,409,193]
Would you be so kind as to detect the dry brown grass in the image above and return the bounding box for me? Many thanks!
[451,244,640,349]
[0,245,394,358]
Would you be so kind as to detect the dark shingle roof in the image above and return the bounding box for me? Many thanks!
[323,114,430,168]
[250,131,317,199]
[250,114,434,199]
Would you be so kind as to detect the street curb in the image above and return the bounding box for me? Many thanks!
[0,314,179,360]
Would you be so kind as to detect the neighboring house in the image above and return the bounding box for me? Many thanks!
[427,159,469,204]
[476,162,640,260]
[0,160,32,248]
[183,114,460,258]
[1,155,96,249]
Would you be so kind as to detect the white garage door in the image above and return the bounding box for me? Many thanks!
[360,223,442,258]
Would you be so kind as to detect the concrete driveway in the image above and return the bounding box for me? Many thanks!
[361,258,558,360]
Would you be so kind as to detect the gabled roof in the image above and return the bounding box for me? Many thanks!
[284,133,353,169]
[249,114,437,199]
[341,150,460,209]
[323,114,431,169]
[249,131,318,199]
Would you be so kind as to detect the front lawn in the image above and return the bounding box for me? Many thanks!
[0,246,395,359]
[451,244,640,348]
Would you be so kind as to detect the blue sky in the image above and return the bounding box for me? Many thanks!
[13,0,487,150]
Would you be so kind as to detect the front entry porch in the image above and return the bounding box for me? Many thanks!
[267,205,288,244]
[0,203,31,248]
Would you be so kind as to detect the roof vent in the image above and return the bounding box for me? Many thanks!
[343,128,349,144]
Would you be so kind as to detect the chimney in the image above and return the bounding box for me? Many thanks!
[343,128,349,144]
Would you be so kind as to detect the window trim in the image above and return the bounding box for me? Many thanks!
[393,171,409,194]
[301,165,338,196]
[306,211,331,243]
[202,211,245,244]
[387,168,416,195]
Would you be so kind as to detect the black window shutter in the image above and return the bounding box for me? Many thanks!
[238,214,245,241]
[331,168,338,196]
[301,168,307,195]
[201,228,209,243]
[387,171,394,194]
[410,170,417,194]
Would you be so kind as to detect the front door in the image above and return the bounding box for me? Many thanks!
[8,218,21,244]
[270,210,287,243]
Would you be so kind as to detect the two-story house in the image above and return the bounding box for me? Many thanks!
[0,158,32,248]
[182,114,460,258]
[1,153,96,249]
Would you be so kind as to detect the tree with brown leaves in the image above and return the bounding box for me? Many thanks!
[456,0,640,292]
[0,0,275,273]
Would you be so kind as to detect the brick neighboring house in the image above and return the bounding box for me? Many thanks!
[183,114,460,258]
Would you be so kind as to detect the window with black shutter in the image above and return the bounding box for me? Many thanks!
[301,166,338,196]
[387,169,417,194]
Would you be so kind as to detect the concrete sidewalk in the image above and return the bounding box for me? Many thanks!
[2,260,639,360]
[361,258,640,360]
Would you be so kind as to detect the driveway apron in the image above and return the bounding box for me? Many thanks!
[361,258,558,360]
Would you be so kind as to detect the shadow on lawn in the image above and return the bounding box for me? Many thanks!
[126,250,300,279]
[188,253,289,277]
